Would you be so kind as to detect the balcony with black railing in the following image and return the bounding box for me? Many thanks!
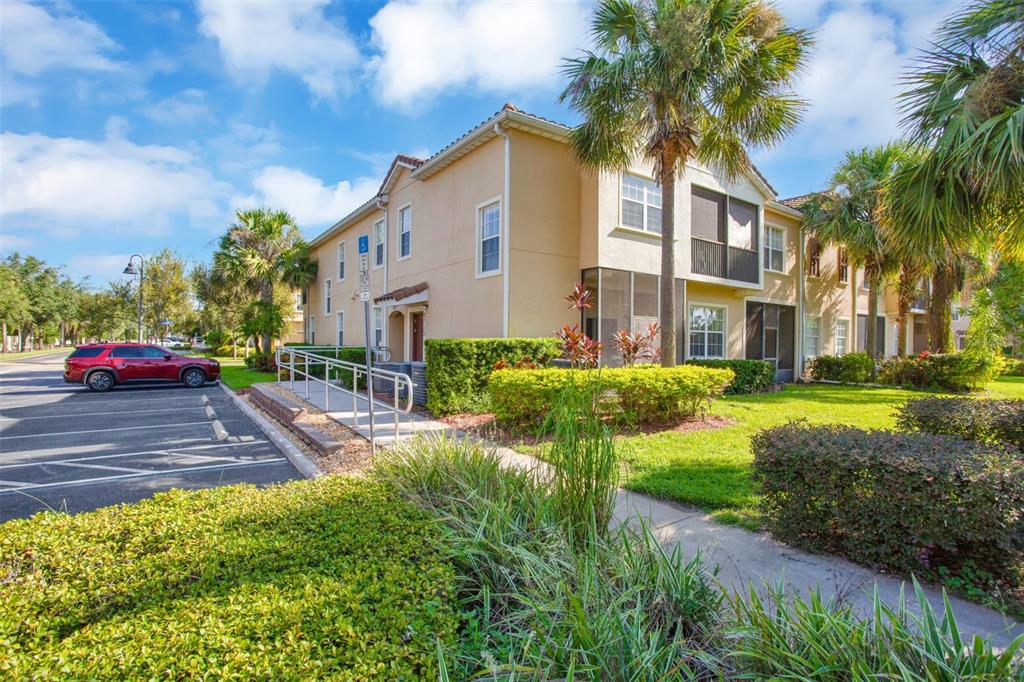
[691,238,759,284]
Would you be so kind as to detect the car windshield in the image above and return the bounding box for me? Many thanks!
[153,346,178,357]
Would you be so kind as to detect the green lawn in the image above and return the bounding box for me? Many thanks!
[615,376,1023,530]
[218,362,276,391]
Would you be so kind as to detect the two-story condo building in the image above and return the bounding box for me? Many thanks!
[302,104,941,379]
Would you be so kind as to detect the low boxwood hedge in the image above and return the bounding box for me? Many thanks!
[0,478,459,679]
[686,359,775,394]
[488,365,734,425]
[877,352,999,392]
[425,338,560,415]
[895,397,1024,450]
[808,352,874,383]
[752,422,1024,587]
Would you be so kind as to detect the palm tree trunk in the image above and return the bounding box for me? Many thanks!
[2,321,7,353]
[867,276,880,379]
[895,264,919,357]
[929,266,955,352]
[659,150,677,367]
[260,287,273,356]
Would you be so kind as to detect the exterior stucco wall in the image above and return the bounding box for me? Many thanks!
[685,281,747,359]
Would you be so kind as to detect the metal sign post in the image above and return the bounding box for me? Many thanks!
[357,235,375,454]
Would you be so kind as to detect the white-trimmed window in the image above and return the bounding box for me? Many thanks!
[398,205,411,259]
[372,306,385,348]
[688,304,726,358]
[306,315,316,344]
[337,241,346,280]
[620,173,662,234]
[373,219,385,268]
[804,315,821,357]
[478,200,500,275]
[764,226,785,272]
[835,318,849,355]
[336,311,344,346]
[324,279,332,315]
[293,292,302,312]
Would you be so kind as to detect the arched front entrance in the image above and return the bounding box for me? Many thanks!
[387,310,405,361]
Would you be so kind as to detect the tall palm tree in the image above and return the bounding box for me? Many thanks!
[803,144,912,374]
[887,0,1024,257]
[212,208,317,354]
[560,0,811,365]
[894,260,927,356]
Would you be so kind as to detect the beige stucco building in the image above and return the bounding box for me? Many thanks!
[301,104,943,378]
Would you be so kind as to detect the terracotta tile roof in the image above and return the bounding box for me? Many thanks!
[374,281,428,304]
[777,193,816,210]
[377,154,426,196]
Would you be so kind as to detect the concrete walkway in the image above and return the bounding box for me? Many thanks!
[275,380,1024,649]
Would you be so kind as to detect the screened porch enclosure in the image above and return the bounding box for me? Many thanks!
[745,302,796,382]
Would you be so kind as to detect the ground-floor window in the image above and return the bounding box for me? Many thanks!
[372,306,385,348]
[689,304,726,358]
[835,318,849,355]
[306,315,316,345]
[804,315,821,357]
[336,312,344,347]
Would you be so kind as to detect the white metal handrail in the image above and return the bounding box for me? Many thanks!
[274,346,415,444]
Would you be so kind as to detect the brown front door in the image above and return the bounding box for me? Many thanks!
[411,312,424,361]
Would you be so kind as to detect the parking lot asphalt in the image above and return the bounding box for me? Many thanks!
[0,353,299,523]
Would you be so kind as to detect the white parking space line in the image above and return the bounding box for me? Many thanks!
[0,440,272,469]
[51,462,152,474]
[0,421,214,441]
[0,479,35,488]
[0,459,289,493]
[0,406,208,421]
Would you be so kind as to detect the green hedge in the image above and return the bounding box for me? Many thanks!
[425,338,561,415]
[277,346,368,389]
[752,423,1024,588]
[895,397,1024,450]
[877,352,999,392]
[1002,358,1024,376]
[687,359,775,394]
[489,365,734,425]
[0,477,458,679]
[808,352,874,383]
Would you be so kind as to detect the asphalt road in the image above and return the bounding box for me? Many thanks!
[0,353,299,523]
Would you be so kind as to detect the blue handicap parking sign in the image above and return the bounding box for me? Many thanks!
[358,235,369,254]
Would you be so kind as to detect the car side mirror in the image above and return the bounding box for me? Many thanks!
[164,353,173,360]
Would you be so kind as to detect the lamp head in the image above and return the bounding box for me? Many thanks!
[123,262,139,276]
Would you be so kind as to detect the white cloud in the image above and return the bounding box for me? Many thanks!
[235,166,380,227]
[65,253,133,288]
[0,233,33,252]
[143,88,211,125]
[0,126,230,233]
[369,0,589,108]
[0,1,120,77]
[196,0,360,101]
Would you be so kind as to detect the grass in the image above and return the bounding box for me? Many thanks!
[218,363,276,390]
[524,377,1023,531]
[0,347,70,361]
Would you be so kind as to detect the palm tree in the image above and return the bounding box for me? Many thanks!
[887,0,1024,257]
[803,144,912,375]
[212,208,317,355]
[560,0,811,365]
[894,260,927,356]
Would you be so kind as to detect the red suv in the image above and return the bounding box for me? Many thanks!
[64,343,220,392]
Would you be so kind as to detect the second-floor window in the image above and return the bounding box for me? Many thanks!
[688,304,725,358]
[764,226,785,272]
[324,279,332,315]
[373,219,385,268]
[337,241,345,280]
[838,248,849,283]
[807,239,821,277]
[478,201,500,274]
[398,205,412,259]
[620,174,662,233]
[336,311,344,346]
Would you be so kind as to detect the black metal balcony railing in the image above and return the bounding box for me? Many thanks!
[691,238,759,283]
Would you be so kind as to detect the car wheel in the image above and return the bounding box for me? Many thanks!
[87,371,115,392]
[182,368,206,388]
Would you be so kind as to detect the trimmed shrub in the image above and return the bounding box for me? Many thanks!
[808,352,873,383]
[687,358,775,394]
[276,346,368,388]
[877,351,999,392]
[752,423,1024,587]
[244,350,276,371]
[1002,358,1024,376]
[488,365,734,425]
[0,477,459,679]
[896,397,1024,449]
[425,337,561,415]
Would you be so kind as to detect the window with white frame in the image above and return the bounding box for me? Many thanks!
[398,205,411,259]
[764,226,785,272]
[372,306,385,348]
[324,279,332,315]
[337,241,345,280]
[804,315,821,357]
[688,304,725,358]
[478,201,500,274]
[835,318,849,355]
[373,219,385,268]
[306,315,316,344]
[620,174,662,234]
[336,311,344,346]
[293,292,302,312]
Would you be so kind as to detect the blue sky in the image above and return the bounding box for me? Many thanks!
[1,0,960,288]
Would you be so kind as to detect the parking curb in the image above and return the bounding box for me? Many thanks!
[217,382,322,479]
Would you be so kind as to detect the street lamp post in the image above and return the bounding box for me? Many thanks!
[123,255,144,343]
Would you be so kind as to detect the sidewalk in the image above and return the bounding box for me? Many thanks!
[276,380,1024,649]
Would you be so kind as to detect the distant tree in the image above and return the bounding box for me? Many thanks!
[141,249,193,341]
[0,264,31,352]
[212,209,317,354]
[990,260,1024,356]
[4,253,63,350]
[560,0,811,365]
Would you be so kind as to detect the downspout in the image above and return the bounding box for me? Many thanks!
[376,197,388,349]
[797,230,806,379]
[494,122,511,337]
